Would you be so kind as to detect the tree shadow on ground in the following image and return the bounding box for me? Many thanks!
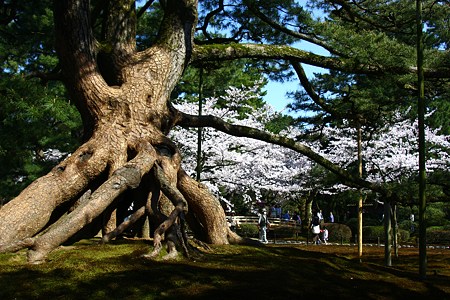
[0,240,449,300]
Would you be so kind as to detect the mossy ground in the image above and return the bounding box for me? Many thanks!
[0,238,449,299]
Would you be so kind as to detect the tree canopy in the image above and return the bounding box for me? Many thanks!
[172,85,449,209]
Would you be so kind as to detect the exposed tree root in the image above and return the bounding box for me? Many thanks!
[1,136,235,262]
[0,140,110,250]
[177,169,229,244]
[143,163,189,260]
[188,238,212,251]
[101,205,146,243]
[0,238,35,254]
[227,227,244,244]
[177,211,191,256]
[0,190,93,254]
[27,144,157,264]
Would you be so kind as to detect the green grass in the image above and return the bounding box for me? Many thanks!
[0,238,449,299]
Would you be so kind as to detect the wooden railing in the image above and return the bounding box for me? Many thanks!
[230,216,300,227]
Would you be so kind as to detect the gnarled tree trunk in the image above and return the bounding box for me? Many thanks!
[0,0,235,263]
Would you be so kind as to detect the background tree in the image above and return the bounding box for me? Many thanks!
[0,0,82,203]
[287,0,449,271]
[173,85,448,231]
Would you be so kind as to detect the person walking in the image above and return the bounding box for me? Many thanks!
[293,211,301,225]
[322,226,329,244]
[317,210,324,223]
[258,208,270,244]
[311,214,321,244]
[229,211,240,231]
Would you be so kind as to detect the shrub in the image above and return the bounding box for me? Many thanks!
[362,226,384,243]
[345,218,358,235]
[237,224,259,238]
[398,220,417,232]
[428,226,444,231]
[346,217,383,236]
[362,226,410,243]
[425,204,450,226]
[397,229,410,243]
[323,223,352,243]
[364,217,382,227]
[427,227,450,245]
[268,225,299,240]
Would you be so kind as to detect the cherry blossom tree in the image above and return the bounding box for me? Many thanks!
[171,84,313,211]
[172,84,449,215]
[312,111,449,188]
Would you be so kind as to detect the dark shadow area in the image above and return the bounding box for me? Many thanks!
[0,240,449,300]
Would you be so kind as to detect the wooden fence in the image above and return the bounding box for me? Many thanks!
[231,216,300,228]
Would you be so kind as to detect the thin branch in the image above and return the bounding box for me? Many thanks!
[194,28,246,45]
[291,61,339,117]
[244,0,340,56]
[137,0,156,19]
[196,0,224,40]
[329,0,414,34]
[27,64,63,85]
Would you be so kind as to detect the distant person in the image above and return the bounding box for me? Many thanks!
[321,227,329,244]
[311,215,321,244]
[258,208,270,244]
[317,210,324,223]
[329,212,334,223]
[227,216,232,229]
[270,206,277,218]
[282,211,291,221]
[273,205,281,218]
[230,211,240,232]
[293,211,301,225]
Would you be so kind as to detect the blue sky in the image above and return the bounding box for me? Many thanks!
[262,41,330,114]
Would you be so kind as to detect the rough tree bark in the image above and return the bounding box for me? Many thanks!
[0,0,235,263]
